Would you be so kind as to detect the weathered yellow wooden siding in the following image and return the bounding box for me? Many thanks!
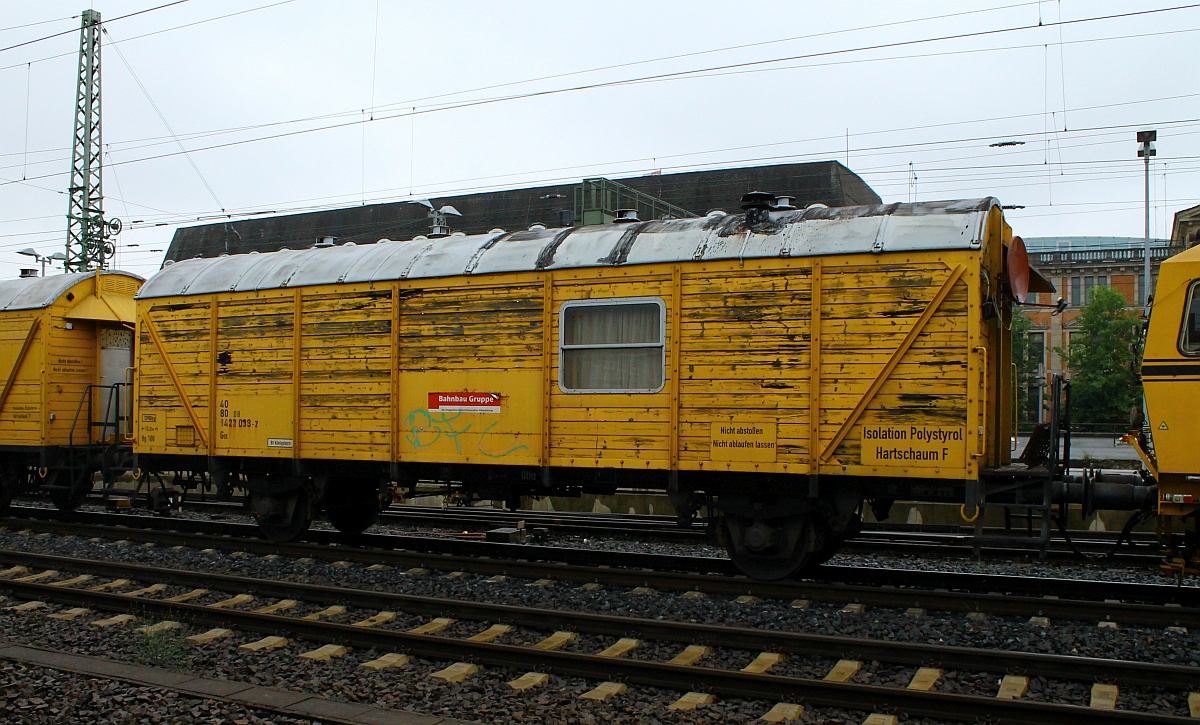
[298,289,392,461]
[397,280,544,466]
[548,272,672,469]
[0,311,45,446]
[211,294,294,457]
[817,258,973,479]
[44,303,102,446]
[672,254,976,481]
[678,262,814,472]
[134,246,987,484]
[137,299,212,454]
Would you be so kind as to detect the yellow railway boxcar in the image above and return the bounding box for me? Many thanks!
[0,271,143,513]
[136,197,1064,577]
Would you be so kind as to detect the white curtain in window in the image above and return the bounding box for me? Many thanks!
[562,303,662,390]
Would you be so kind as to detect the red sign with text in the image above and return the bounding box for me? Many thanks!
[427,392,502,414]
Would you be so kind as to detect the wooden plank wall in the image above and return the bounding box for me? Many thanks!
[678,264,814,467]
[397,280,544,466]
[135,252,977,480]
[299,290,391,460]
[0,312,44,446]
[548,274,671,469]
[818,262,970,468]
[139,300,212,453]
[45,304,103,446]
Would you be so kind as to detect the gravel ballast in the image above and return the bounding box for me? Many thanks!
[0,516,1197,723]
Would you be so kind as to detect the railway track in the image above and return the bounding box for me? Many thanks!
[1,548,1196,724]
[2,512,1197,626]
[19,493,1170,565]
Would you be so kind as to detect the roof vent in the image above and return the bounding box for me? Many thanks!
[429,224,450,238]
[805,203,829,210]
[529,223,546,231]
[740,191,776,225]
[489,228,506,234]
[18,268,38,279]
[706,209,727,218]
[314,236,336,247]
[412,235,429,241]
[450,231,467,237]
[772,195,796,211]
[614,209,639,223]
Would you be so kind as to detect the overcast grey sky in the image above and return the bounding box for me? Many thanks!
[1,0,1197,280]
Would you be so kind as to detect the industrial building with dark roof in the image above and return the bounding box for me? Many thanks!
[163,161,880,263]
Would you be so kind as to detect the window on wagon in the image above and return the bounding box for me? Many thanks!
[560,298,665,393]
[1181,281,1200,356]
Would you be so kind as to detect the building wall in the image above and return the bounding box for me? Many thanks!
[164,161,881,264]
[1021,238,1171,424]
[1170,203,1200,254]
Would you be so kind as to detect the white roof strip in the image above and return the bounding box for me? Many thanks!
[0,271,144,311]
[139,198,998,299]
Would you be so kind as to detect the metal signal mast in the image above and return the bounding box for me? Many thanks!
[66,9,118,272]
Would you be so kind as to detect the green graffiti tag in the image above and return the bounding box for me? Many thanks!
[404,409,529,459]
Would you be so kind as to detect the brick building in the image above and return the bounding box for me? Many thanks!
[1020,236,1171,422]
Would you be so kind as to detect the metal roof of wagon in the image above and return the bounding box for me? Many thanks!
[0,271,144,312]
[139,198,1000,299]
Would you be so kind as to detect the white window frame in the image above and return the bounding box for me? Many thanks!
[558,296,666,394]
[1179,280,1200,357]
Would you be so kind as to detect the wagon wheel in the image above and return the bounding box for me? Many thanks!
[722,513,815,581]
[0,467,15,516]
[47,467,95,512]
[251,486,313,542]
[325,478,383,535]
[326,503,379,535]
[803,518,849,570]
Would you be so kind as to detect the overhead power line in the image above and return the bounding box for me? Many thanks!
[5,2,1197,241]
[0,1,296,73]
[76,4,1200,174]
[0,15,78,34]
[0,1,192,54]
[103,26,224,211]
[2,5,1195,173]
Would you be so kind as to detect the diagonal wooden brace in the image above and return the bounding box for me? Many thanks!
[141,313,208,448]
[820,264,966,463]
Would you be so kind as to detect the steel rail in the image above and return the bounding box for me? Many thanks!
[7,508,1190,604]
[4,516,1195,628]
[71,494,1166,558]
[0,577,1193,724]
[0,549,1196,691]
[184,497,1167,552]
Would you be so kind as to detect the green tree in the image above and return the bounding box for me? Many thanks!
[1061,286,1142,427]
[1010,309,1042,428]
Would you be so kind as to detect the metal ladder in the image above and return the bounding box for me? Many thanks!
[971,377,1072,557]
